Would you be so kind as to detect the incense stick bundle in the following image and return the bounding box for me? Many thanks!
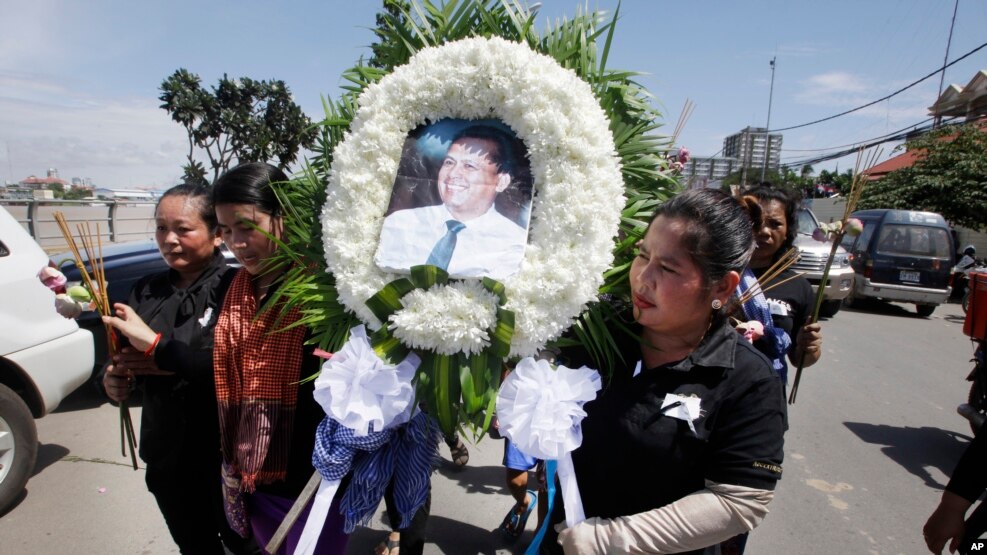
[789,147,883,404]
[671,99,695,145]
[737,248,800,306]
[53,212,138,470]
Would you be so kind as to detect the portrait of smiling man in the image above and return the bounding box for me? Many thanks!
[375,123,532,279]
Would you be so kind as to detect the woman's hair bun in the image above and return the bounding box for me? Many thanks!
[737,194,763,232]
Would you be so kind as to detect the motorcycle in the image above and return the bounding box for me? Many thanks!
[951,260,987,313]
[957,340,987,435]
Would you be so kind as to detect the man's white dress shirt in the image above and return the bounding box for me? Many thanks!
[374,203,528,280]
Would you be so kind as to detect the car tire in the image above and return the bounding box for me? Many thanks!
[915,304,936,318]
[843,287,858,308]
[0,384,38,513]
[819,299,841,318]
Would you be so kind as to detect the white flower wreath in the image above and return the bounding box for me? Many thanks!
[321,37,625,358]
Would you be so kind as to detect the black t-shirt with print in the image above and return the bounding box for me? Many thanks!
[752,267,814,357]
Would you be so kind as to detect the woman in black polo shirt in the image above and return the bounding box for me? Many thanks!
[548,188,788,554]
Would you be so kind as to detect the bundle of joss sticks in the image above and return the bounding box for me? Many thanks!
[53,212,138,470]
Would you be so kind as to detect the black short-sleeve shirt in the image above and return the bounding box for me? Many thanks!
[559,322,787,551]
[751,267,813,357]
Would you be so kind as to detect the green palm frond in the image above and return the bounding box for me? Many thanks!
[272,0,682,381]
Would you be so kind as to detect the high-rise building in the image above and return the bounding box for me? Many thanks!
[681,156,739,182]
[722,126,782,176]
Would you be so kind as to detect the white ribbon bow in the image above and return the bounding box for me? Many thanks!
[496,356,601,526]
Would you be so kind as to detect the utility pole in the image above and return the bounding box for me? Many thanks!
[761,57,776,183]
[934,0,959,128]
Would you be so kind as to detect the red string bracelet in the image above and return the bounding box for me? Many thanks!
[144,332,162,358]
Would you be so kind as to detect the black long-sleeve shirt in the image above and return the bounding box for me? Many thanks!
[128,251,235,470]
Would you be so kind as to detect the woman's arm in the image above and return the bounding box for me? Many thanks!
[558,481,773,554]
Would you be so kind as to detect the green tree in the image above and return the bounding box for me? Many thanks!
[859,123,987,230]
[159,69,317,184]
[722,166,810,198]
[47,182,65,198]
[817,168,853,196]
[63,188,91,200]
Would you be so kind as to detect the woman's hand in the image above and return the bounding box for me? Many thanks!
[111,348,174,377]
[102,363,132,402]
[923,491,970,553]
[102,303,157,352]
[793,322,822,367]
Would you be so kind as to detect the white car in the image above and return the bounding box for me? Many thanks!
[0,206,94,512]
[792,208,855,318]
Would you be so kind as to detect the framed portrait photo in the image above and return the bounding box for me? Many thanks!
[374,118,533,280]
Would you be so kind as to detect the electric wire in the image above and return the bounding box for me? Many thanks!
[767,41,987,133]
[777,118,966,169]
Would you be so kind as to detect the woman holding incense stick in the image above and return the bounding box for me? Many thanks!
[546,189,787,554]
[209,162,348,554]
[718,186,823,555]
[740,185,822,381]
[100,183,249,554]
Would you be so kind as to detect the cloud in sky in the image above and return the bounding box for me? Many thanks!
[795,71,873,106]
[0,71,188,187]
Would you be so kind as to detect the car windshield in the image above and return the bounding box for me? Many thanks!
[875,224,951,257]
[797,209,818,235]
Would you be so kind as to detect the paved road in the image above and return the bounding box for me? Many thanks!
[0,300,979,554]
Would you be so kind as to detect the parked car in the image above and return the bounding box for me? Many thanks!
[792,207,855,318]
[0,207,94,512]
[840,209,954,317]
[56,240,237,369]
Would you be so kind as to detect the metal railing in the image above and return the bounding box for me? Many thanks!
[0,199,157,250]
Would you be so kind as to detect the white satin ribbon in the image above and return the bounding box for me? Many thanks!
[556,452,585,526]
[294,478,341,555]
[496,356,601,527]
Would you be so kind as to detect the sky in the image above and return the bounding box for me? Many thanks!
[2,0,986,189]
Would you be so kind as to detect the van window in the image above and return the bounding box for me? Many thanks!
[875,224,950,257]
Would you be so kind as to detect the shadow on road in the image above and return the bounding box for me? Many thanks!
[32,443,70,477]
[841,300,923,319]
[53,379,144,414]
[944,313,967,325]
[435,460,509,497]
[347,512,528,555]
[844,422,972,489]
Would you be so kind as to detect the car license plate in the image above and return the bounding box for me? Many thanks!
[900,270,920,282]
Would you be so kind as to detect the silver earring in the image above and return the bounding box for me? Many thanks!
[711,299,722,310]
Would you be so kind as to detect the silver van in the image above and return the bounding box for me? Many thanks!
[841,209,954,317]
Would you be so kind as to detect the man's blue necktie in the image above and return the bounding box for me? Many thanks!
[426,220,466,270]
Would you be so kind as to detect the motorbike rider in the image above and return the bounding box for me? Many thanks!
[951,245,977,301]
[956,245,977,271]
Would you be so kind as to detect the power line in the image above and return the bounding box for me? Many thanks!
[780,118,935,153]
[767,40,987,133]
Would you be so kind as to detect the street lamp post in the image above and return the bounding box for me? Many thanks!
[761,57,776,183]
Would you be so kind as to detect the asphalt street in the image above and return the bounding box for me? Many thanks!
[0,300,979,554]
